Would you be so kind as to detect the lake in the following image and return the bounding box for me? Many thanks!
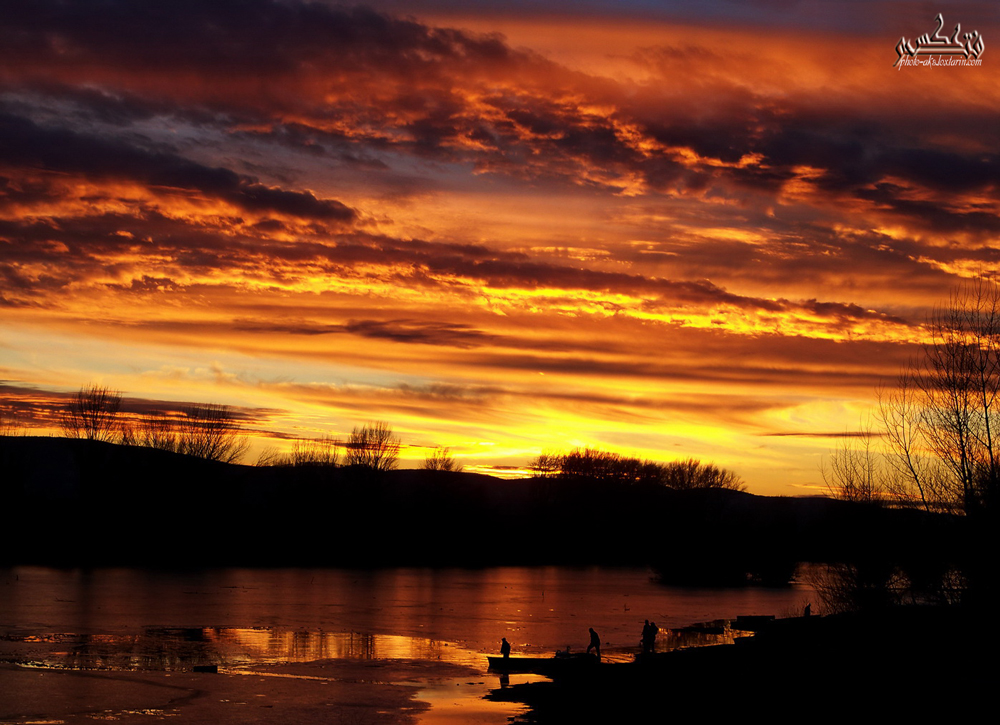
[1,566,815,723]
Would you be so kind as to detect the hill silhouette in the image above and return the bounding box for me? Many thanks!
[1,436,959,575]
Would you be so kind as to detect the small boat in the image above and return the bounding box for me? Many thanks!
[487,652,599,675]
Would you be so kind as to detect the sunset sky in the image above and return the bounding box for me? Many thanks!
[1,1,997,494]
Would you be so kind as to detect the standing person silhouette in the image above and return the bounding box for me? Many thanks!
[587,628,601,660]
[500,637,511,659]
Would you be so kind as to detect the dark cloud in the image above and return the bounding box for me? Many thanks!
[0,112,356,222]
[231,318,500,349]
[0,1,525,90]
[342,319,497,348]
[881,146,1000,194]
[799,299,907,326]
[116,276,185,294]
[857,183,1000,234]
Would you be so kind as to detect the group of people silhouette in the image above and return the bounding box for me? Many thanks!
[499,620,660,661]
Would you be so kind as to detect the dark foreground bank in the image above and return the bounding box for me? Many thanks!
[487,606,996,723]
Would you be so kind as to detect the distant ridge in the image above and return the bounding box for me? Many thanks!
[1,436,955,575]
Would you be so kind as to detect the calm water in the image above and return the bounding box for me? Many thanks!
[1,566,814,722]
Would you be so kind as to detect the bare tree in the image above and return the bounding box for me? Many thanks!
[287,436,340,467]
[876,373,940,511]
[874,276,1000,515]
[176,403,249,463]
[918,279,1000,514]
[345,421,400,471]
[254,446,283,467]
[824,386,944,512]
[132,410,179,452]
[424,447,463,472]
[529,450,562,478]
[822,418,907,505]
[820,276,1000,609]
[62,384,123,443]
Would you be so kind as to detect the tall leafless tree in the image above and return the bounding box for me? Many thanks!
[868,277,1000,515]
[874,372,941,511]
[62,384,123,443]
[917,278,1000,514]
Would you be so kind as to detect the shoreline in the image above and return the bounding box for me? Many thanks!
[488,606,998,722]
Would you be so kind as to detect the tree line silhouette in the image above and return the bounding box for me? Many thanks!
[57,384,413,470]
[531,447,746,491]
[54,384,747,485]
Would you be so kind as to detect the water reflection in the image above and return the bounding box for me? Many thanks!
[8,627,486,671]
[6,618,755,676]
[1,565,812,658]
[2,626,530,725]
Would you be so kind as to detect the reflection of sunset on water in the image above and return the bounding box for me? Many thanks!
[3,566,807,679]
[205,629,484,667]
[1,567,819,722]
[2,1,998,493]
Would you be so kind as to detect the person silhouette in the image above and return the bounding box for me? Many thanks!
[500,637,511,659]
[641,620,659,654]
[587,628,601,660]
